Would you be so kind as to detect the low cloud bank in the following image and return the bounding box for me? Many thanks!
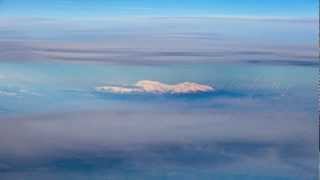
[0,108,316,176]
[96,80,214,95]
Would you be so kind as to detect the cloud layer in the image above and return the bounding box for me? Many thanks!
[0,17,317,66]
[96,80,214,94]
[0,108,316,179]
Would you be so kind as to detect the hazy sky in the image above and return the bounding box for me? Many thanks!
[0,1,318,179]
[0,0,317,18]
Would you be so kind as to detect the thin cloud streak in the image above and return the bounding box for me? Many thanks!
[0,40,316,66]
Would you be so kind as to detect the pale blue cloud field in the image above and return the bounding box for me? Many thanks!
[0,0,318,180]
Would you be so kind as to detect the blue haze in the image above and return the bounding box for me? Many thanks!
[0,0,318,180]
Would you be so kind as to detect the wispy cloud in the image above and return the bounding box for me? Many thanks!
[0,40,316,66]
[0,86,41,97]
[0,16,317,65]
[152,16,319,23]
[0,90,17,97]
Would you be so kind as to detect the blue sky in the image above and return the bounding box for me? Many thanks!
[0,0,317,18]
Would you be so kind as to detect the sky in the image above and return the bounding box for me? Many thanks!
[0,0,318,18]
[0,62,317,180]
[0,1,318,180]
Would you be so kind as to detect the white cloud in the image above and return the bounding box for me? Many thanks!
[0,90,17,97]
[0,88,41,97]
[96,80,214,94]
